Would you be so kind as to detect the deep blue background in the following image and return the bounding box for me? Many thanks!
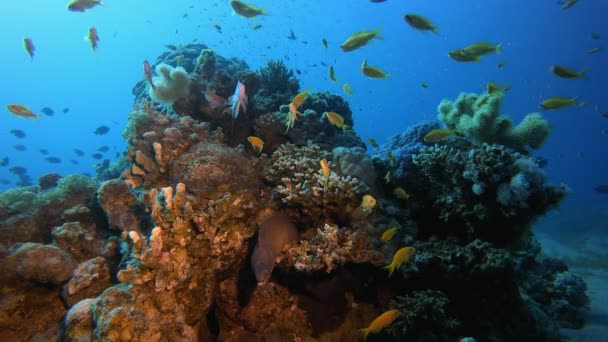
[0,0,606,231]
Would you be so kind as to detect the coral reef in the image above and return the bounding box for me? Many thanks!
[407,143,567,244]
[254,59,300,113]
[373,120,439,183]
[0,43,589,342]
[148,63,191,105]
[391,290,460,341]
[266,142,369,226]
[438,92,551,151]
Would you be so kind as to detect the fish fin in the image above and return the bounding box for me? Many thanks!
[383,263,395,277]
[495,41,504,54]
[359,328,369,342]
[373,26,383,39]
[580,70,588,80]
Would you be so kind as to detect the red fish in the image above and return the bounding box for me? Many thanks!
[23,37,35,61]
[7,104,40,119]
[87,26,99,53]
[143,60,156,89]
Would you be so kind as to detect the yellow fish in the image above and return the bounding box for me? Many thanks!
[361,59,389,79]
[329,66,338,82]
[404,14,438,34]
[324,111,349,132]
[291,89,310,108]
[423,129,454,143]
[449,49,480,63]
[359,309,399,342]
[342,83,353,96]
[247,136,264,155]
[367,137,379,148]
[230,0,265,18]
[384,246,415,277]
[540,96,578,110]
[393,187,410,200]
[285,90,310,132]
[320,159,331,178]
[340,27,382,52]
[486,82,508,97]
[380,227,399,242]
[67,0,103,12]
[551,65,586,79]
[359,194,377,214]
[562,0,578,9]
[462,41,503,57]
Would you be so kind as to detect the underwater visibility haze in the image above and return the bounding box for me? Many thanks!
[0,0,607,341]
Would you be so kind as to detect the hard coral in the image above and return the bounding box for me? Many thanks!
[283,224,383,273]
[391,289,460,341]
[267,142,368,225]
[438,92,551,151]
[408,143,567,244]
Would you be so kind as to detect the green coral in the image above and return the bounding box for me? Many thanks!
[438,92,550,151]
[34,175,97,208]
[0,186,37,215]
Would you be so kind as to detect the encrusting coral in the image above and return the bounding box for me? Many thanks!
[438,92,551,151]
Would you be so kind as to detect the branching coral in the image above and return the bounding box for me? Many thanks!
[282,224,383,273]
[267,142,368,224]
[438,92,551,151]
[391,290,460,340]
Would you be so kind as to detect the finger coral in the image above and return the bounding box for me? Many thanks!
[438,92,551,151]
[267,142,368,225]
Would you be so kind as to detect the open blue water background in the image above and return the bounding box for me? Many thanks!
[0,0,606,234]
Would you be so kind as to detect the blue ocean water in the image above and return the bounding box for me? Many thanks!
[0,1,606,227]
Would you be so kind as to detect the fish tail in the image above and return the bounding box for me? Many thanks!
[359,328,369,342]
[495,41,504,54]
[383,263,395,277]
[432,26,440,35]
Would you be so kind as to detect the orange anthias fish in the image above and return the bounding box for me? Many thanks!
[323,111,349,132]
[359,309,399,342]
[320,159,331,178]
[247,136,264,155]
[7,104,40,119]
[87,26,100,53]
[384,246,415,277]
[23,37,35,61]
[143,60,156,90]
[285,90,310,132]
